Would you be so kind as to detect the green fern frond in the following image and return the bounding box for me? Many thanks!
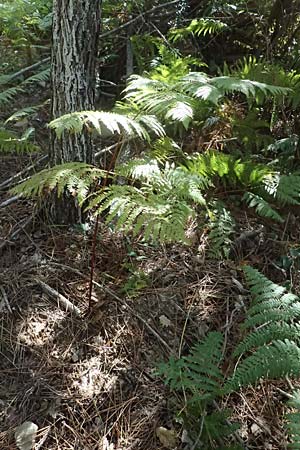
[169,18,228,43]
[227,267,300,391]
[12,162,106,204]
[286,390,300,449]
[247,292,298,316]
[88,184,194,243]
[5,104,44,123]
[125,77,196,126]
[150,136,182,162]
[117,158,161,181]
[87,160,208,243]
[243,266,286,301]
[22,68,50,85]
[0,86,25,107]
[242,191,283,222]
[275,175,300,205]
[208,202,235,259]
[234,323,300,357]
[225,340,300,392]
[0,68,50,108]
[49,110,165,141]
[121,159,210,201]
[186,150,272,187]
[242,306,300,330]
[124,73,289,133]
[158,332,224,400]
[200,410,240,445]
[178,72,290,105]
[226,57,300,108]
[0,128,39,153]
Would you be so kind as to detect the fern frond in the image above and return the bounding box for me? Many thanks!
[150,136,182,162]
[0,86,24,107]
[186,150,272,187]
[5,104,44,123]
[286,390,300,449]
[227,267,300,391]
[225,340,300,392]
[234,323,300,357]
[169,18,228,43]
[49,110,165,141]
[22,68,50,85]
[242,191,283,222]
[88,184,194,243]
[275,175,300,205]
[243,305,300,330]
[243,266,286,302]
[12,162,106,203]
[125,76,196,126]
[0,68,50,108]
[87,160,208,243]
[178,72,290,104]
[124,72,289,134]
[208,202,235,259]
[158,332,224,401]
[226,58,300,108]
[0,128,39,153]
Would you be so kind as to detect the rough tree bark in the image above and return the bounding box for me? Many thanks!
[51,0,101,165]
[48,0,101,223]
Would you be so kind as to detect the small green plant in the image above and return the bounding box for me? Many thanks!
[121,264,149,297]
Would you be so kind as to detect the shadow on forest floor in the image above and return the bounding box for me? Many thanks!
[0,155,295,450]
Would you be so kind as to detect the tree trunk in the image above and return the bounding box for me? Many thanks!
[48,0,101,224]
[50,0,101,165]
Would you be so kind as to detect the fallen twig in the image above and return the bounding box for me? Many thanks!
[0,155,48,191]
[91,279,173,353]
[94,142,121,159]
[48,262,172,352]
[0,285,12,313]
[35,278,81,317]
[0,194,22,209]
[8,57,50,81]
[0,215,33,252]
[99,0,181,39]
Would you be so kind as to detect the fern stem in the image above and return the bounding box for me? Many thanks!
[88,140,122,311]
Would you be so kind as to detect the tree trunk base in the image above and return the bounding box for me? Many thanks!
[39,191,84,225]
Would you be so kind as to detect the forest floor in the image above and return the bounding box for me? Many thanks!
[0,152,299,450]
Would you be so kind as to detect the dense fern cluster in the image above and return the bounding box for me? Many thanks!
[13,147,300,248]
[123,72,289,131]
